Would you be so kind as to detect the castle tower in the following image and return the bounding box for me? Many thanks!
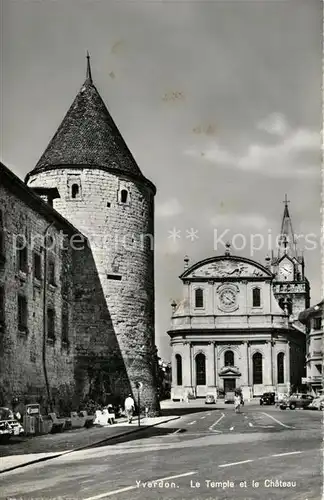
[25,56,159,414]
[272,195,310,322]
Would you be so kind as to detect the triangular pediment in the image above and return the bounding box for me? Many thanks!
[182,256,271,280]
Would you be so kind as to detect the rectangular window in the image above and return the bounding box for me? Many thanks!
[18,295,28,331]
[48,259,56,285]
[33,252,42,280]
[47,308,55,340]
[0,286,4,325]
[62,304,69,344]
[17,237,28,273]
[313,317,322,331]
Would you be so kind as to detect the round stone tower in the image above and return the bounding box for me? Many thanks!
[25,56,160,414]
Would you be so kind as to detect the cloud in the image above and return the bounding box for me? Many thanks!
[257,113,289,136]
[186,126,319,179]
[156,198,183,217]
[211,213,269,230]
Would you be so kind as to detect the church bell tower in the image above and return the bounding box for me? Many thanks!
[272,195,310,322]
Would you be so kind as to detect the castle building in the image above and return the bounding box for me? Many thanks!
[168,200,309,401]
[0,57,159,415]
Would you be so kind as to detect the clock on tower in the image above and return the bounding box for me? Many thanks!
[278,259,294,281]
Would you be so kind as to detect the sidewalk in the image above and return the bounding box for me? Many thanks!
[0,415,179,474]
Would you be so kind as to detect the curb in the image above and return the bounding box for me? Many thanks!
[0,415,180,474]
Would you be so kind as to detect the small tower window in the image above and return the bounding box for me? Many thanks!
[277,353,285,384]
[195,288,204,308]
[47,307,55,340]
[71,184,79,199]
[252,288,261,307]
[121,189,128,204]
[175,354,182,386]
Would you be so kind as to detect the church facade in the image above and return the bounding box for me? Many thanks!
[168,203,309,401]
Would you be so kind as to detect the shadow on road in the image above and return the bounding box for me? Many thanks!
[88,425,187,448]
[161,406,221,417]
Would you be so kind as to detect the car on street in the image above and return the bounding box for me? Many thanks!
[306,395,324,411]
[260,392,276,405]
[0,407,25,441]
[224,391,235,404]
[205,394,216,404]
[279,393,314,410]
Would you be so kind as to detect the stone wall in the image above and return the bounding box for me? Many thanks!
[0,174,139,414]
[0,181,75,412]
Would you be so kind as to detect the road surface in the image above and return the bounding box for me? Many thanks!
[0,403,322,500]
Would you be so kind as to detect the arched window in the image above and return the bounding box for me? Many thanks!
[252,288,261,307]
[121,189,128,203]
[277,353,284,384]
[195,353,206,385]
[195,288,204,308]
[252,352,263,384]
[175,354,182,386]
[71,184,79,199]
[224,350,234,366]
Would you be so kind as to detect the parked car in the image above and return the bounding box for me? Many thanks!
[224,391,235,404]
[280,393,314,410]
[307,396,324,411]
[260,392,275,405]
[6,419,25,436]
[0,407,24,441]
[205,394,216,404]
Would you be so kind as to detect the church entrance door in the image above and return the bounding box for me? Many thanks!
[224,378,236,393]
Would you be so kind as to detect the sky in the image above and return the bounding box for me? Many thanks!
[1,0,322,360]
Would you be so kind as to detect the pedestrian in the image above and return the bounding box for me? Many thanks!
[124,394,135,424]
[234,393,241,413]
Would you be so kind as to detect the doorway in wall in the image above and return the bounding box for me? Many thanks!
[224,378,236,392]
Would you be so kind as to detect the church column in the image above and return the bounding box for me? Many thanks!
[285,341,291,392]
[241,341,252,401]
[207,342,216,391]
[246,341,250,386]
[271,340,276,388]
[213,342,217,387]
[182,342,192,388]
[215,344,220,388]
[265,341,273,387]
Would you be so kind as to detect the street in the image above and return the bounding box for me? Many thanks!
[0,402,322,500]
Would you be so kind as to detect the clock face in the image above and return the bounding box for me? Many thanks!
[219,288,237,310]
[279,260,293,281]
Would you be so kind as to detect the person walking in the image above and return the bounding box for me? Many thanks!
[124,394,135,424]
[234,393,241,413]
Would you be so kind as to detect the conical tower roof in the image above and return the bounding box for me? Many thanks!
[277,194,297,259]
[26,56,155,191]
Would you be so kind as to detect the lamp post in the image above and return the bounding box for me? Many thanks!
[135,382,142,426]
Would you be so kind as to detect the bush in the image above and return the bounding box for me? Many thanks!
[80,399,97,415]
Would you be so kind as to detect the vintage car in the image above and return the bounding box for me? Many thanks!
[260,392,276,405]
[279,393,314,410]
[306,396,324,411]
[0,407,24,441]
